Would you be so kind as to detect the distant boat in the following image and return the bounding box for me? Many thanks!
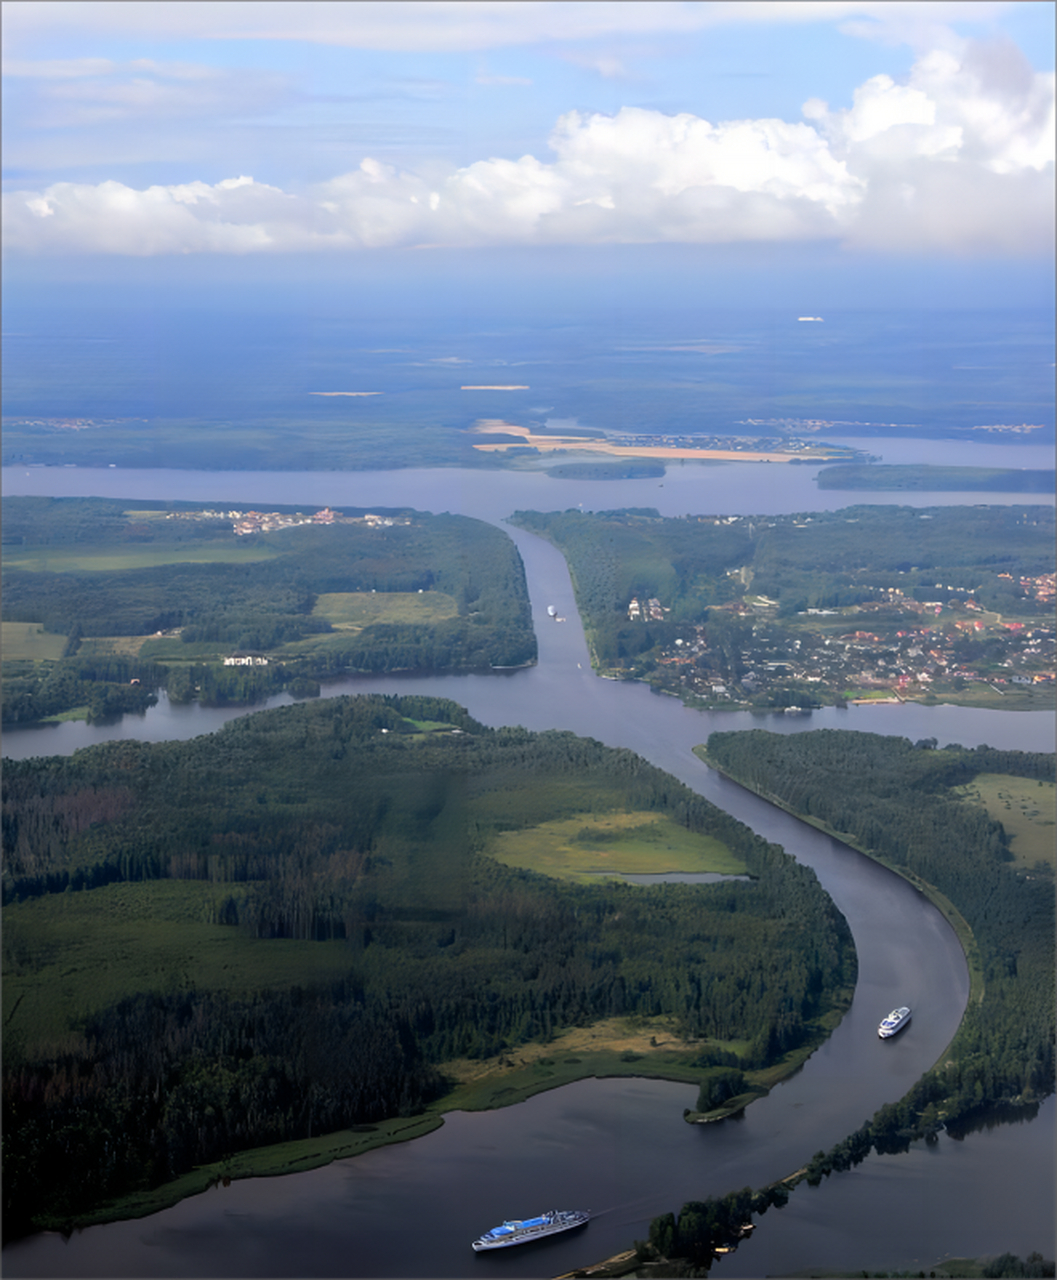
[547,605,557,617]
[472,1209,589,1252]
[797,316,824,322]
[878,1006,912,1038]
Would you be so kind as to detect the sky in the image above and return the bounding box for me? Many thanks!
[1,1,1054,310]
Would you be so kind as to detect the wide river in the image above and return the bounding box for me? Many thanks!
[2,455,1054,1277]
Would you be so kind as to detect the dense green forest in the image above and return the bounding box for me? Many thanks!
[703,730,1054,1122]
[1,695,855,1240]
[2,498,535,722]
[636,730,1055,1274]
[816,465,1056,492]
[510,504,1054,663]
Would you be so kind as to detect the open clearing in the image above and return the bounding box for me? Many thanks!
[2,542,278,573]
[955,773,1056,870]
[311,590,459,628]
[489,810,746,883]
[1,621,66,662]
[2,881,355,1057]
[76,635,153,658]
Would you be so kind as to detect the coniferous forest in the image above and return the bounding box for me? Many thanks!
[635,730,1055,1273]
[1,695,855,1240]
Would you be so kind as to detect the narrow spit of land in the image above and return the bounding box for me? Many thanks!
[469,420,852,462]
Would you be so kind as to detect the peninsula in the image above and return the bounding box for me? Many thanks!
[470,420,853,462]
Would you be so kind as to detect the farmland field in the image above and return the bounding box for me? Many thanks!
[2,542,278,573]
[0,621,66,662]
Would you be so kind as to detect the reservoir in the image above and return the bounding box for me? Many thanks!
[2,460,1054,1276]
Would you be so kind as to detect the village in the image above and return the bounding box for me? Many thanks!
[625,579,1056,708]
[164,507,410,536]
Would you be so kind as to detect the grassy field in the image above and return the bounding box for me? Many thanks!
[75,635,152,657]
[136,637,231,661]
[954,773,1056,870]
[2,542,277,573]
[312,590,459,628]
[488,810,746,883]
[0,621,66,661]
[2,881,356,1059]
[916,682,1055,711]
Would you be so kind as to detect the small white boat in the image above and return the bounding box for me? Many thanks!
[878,1006,912,1038]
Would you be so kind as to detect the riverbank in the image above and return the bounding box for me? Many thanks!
[26,1003,857,1239]
[694,746,986,1015]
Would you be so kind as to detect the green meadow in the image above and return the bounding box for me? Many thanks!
[955,774,1056,870]
[0,621,66,662]
[489,811,747,883]
[310,589,459,629]
[2,542,278,573]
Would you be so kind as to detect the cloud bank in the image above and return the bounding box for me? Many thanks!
[5,44,1052,256]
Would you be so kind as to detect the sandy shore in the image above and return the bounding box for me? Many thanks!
[469,421,828,463]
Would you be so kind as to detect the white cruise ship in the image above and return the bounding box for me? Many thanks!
[472,1209,589,1251]
[878,1006,912,1038]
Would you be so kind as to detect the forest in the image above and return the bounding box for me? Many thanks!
[2,497,536,722]
[702,730,1055,1124]
[1,695,856,1240]
[637,729,1055,1274]
[510,504,1054,661]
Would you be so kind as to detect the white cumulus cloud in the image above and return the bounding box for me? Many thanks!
[4,43,1052,257]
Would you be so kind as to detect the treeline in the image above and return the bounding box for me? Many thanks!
[2,500,537,721]
[639,729,1054,1275]
[704,731,1054,1138]
[3,505,533,642]
[510,507,751,665]
[2,696,855,1240]
[2,655,166,723]
[1,497,233,547]
[509,505,1055,669]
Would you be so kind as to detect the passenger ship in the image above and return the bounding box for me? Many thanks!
[878,1006,912,1038]
[472,1209,589,1251]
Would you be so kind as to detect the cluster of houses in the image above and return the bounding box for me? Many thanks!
[164,507,408,536]
[998,572,1055,604]
[648,610,1054,706]
[628,597,668,621]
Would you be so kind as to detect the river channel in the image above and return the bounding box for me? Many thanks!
[2,460,1054,1276]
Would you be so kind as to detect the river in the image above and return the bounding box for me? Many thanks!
[2,460,1054,1276]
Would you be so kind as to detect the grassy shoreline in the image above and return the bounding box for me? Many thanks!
[29,1002,855,1238]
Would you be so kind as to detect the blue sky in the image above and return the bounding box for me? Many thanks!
[2,1,1054,309]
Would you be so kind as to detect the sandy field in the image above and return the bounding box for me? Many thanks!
[469,421,827,463]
